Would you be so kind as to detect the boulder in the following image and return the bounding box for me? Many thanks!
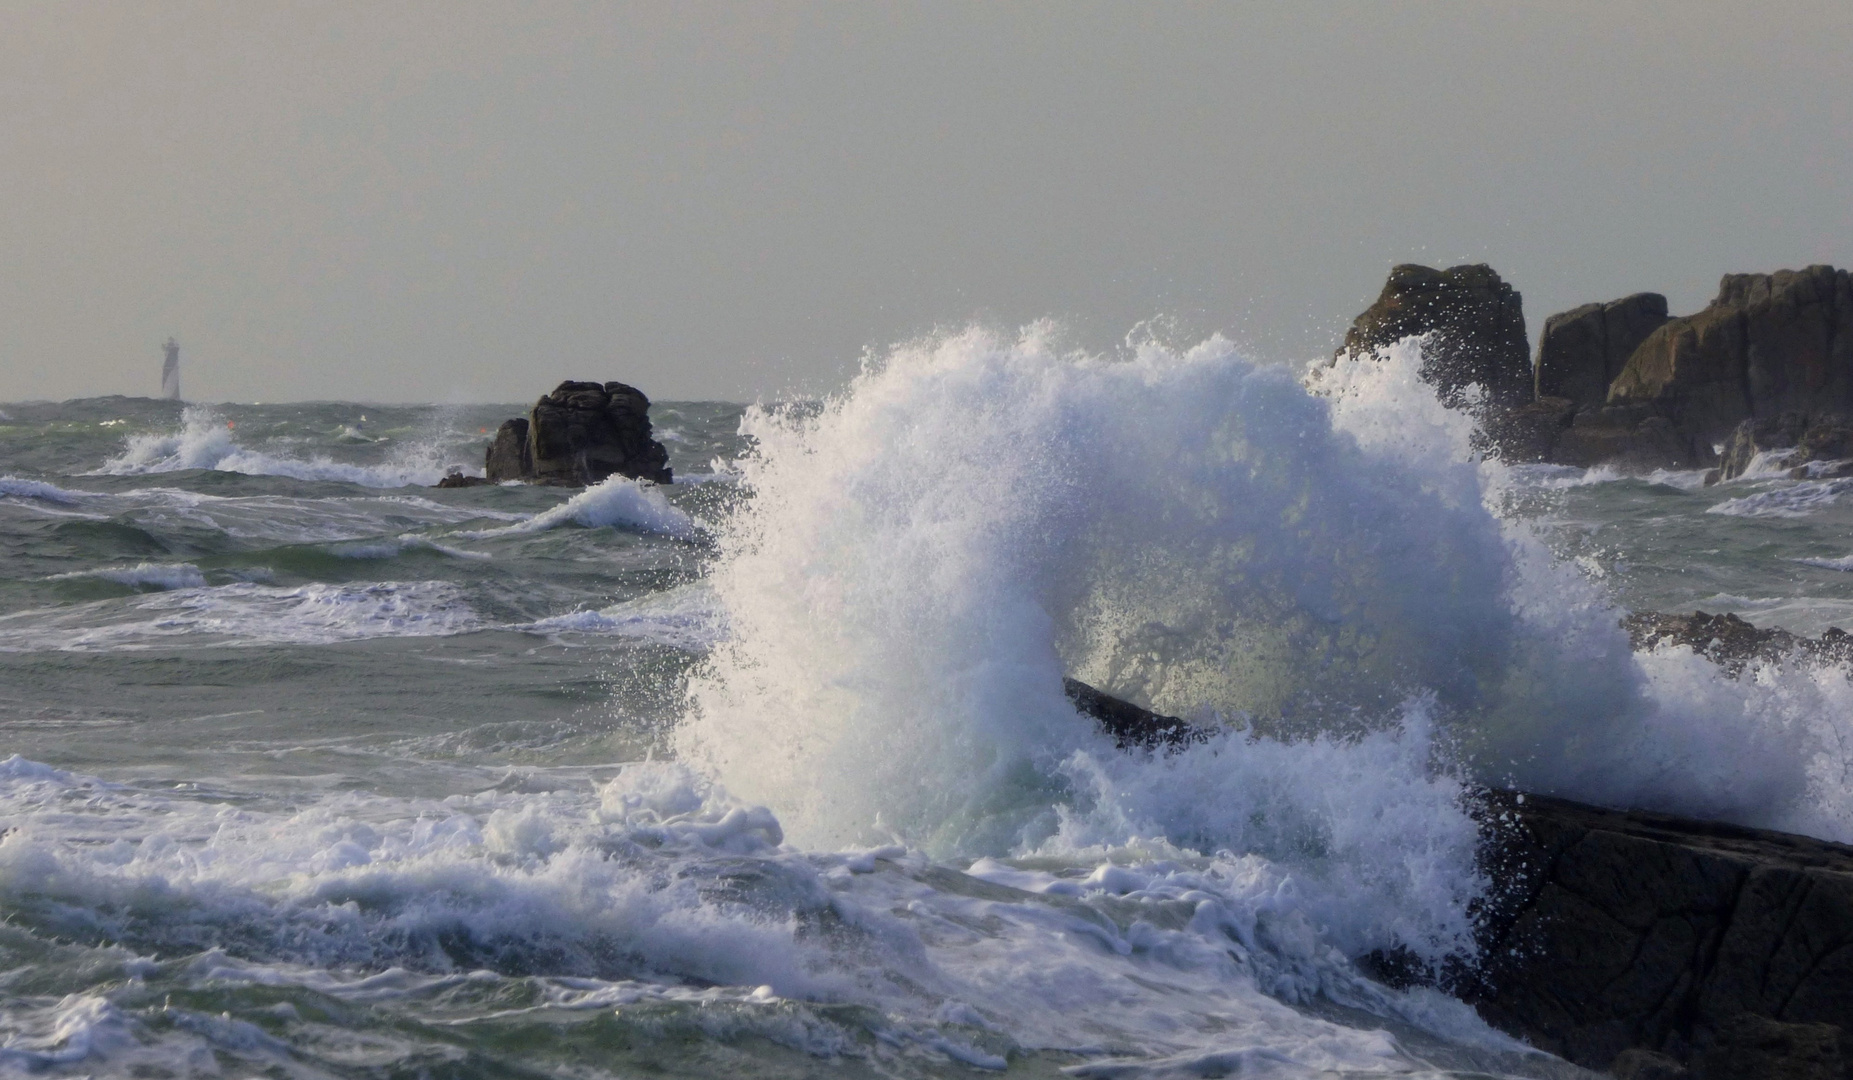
[1609,266,1853,446]
[1336,264,1533,409]
[481,382,672,486]
[528,381,672,486]
[1534,293,1669,411]
[435,468,493,489]
[484,418,532,482]
[1463,791,1853,1076]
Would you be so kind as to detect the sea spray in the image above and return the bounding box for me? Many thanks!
[679,326,1853,866]
[98,406,469,488]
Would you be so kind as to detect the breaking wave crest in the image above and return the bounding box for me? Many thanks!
[679,327,1853,879]
[97,407,459,488]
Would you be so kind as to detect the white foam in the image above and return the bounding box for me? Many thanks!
[96,406,463,488]
[459,475,696,539]
[328,534,492,561]
[47,562,208,590]
[678,326,1853,863]
[0,476,88,503]
[1708,477,1853,518]
[0,580,478,651]
[523,583,727,649]
[0,758,1533,1075]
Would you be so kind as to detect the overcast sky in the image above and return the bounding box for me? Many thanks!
[3,1,1850,404]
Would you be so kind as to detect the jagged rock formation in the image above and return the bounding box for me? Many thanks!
[1335,263,1533,409]
[1534,293,1669,410]
[1623,610,1853,673]
[1711,415,1853,484]
[1611,267,1853,446]
[1466,791,1853,1079]
[1337,263,1853,474]
[482,381,672,486]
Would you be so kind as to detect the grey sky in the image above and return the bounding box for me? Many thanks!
[3,1,1850,404]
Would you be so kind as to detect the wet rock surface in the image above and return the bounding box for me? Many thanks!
[1335,263,1534,409]
[1073,620,1853,1080]
[481,381,672,486]
[1465,791,1853,1078]
[1623,610,1853,673]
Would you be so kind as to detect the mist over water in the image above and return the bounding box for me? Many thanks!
[6,336,1853,1076]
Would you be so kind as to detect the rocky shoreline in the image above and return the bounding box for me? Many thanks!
[1066,611,1853,1079]
[1338,262,1853,479]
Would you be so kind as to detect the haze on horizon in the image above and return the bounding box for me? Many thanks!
[3,1,1849,406]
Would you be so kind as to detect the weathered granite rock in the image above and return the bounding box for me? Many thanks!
[1609,266,1853,446]
[1534,293,1669,411]
[484,418,532,482]
[482,382,671,486]
[1709,414,1853,484]
[1480,395,1576,463]
[528,381,672,486]
[1336,263,1533,409]
[1548,406,1715,471]
[1622,610,1853,674]
[1464,791,1853,1077]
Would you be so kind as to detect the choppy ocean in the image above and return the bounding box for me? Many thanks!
[7,333,1853,1078]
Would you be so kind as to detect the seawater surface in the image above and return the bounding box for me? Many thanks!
[6,340,1853,1079]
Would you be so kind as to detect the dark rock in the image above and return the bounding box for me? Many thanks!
[1610,1048,1688,1080]
[1696,1014,1845,1080]
[1480,396,1575,463]
[1710,414,1853,484]
[527,380,672,486]
[1534,293,1669,411]
[484,418,532,482]
[480,382,671,487]
[1622,610,1853,674]
[435,468,492,489]
[1062,677,1208,749]
[1549,406,1716,471]
[1336,264,1533,409]
[1609,266,1853,446]
[1462,791,1853,1075]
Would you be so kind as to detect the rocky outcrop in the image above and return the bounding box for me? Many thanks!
[1609,266,1853,447]
[1464,791,1853,1078]
[1711,415,1853,484]
[1623,610,1853,674]
[484,418,532,482]
[1072,645,1853,1078]
[482,382,672,486]
[1535,293,1669,411]
[1336,263,1533,409]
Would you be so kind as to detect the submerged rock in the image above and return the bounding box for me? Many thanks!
[481,381,672,487]
[435,468,493,489]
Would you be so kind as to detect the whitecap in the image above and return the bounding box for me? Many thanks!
[459,475,696,539]
[46,562,208,590]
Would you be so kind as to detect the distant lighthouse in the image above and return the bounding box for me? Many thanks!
[161,338,181,401]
